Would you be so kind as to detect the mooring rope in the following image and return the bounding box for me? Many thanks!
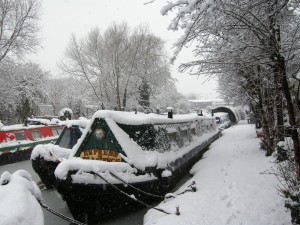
[49,150,61,163]
[93,171,172,215]
[37,171,196,222]
[176,181,197,196]
[38,199,86,225]
[109,171,165,199]
[109,171,197,200]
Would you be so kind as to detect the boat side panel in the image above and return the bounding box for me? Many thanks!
[0,138,58,165]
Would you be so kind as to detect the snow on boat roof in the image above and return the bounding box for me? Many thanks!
[69,110,218,170]
[59,117,89,128]
[0,124,55,132]
[0,117,62,132]
[0,117,89,132]
[91,110,211,125]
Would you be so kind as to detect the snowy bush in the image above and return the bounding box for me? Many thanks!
[58,108,73,121]
[275,139,300,224]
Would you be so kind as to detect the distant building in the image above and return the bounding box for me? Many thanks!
[188,99,214,109]
[188,99,229,110]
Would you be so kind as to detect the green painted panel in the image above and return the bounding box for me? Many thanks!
[0,138,57,154]
[74,119,125,157]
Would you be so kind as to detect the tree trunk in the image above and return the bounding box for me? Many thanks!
[281,56,300,180]
[267,0,284,156]
[116,76,121,110]
[263,87,274,156]
[122,86,127,111]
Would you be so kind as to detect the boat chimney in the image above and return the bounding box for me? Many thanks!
[167,107,173,119]
[199,110,203,116]
[211,109,214,117]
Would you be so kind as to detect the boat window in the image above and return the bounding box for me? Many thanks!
[51,128,62,136]
[155,127,171,152]
[14,132,26,141]
[118,124,156,150]
[175,132,184,148]
[181,129,188,137]
[51,128,57,136]
[31,130,41,140]
[191,128,196,135]
[72,128,81,146]
[58,129,72,148]
[167,132,177,142]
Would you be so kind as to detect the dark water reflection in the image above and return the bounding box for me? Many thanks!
[0,160,192,225]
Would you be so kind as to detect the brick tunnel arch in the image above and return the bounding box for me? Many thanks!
[213,107,239,124]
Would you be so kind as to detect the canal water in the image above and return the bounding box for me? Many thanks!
[0,160,192,225]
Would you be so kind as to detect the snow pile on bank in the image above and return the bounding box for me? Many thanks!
[0,170,44,225]
[144,121,291,225]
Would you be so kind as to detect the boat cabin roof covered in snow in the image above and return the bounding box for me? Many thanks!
[69,110,218,169]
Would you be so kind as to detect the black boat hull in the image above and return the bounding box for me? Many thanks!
[0,148,33,166]
[56,132,220,223]
[32,157,60,189]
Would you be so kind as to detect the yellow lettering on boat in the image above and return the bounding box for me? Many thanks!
[80,149,121,162]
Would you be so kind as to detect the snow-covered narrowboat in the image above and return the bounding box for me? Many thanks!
[31,119,89,189]
[0,119,63,166]
[214,112,231,129]
[54,110,220,223]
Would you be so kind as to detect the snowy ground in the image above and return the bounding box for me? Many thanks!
[144,120,291,225]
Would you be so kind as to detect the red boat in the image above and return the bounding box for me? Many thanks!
[0,118,63,165]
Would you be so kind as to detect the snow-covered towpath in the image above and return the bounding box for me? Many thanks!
[144,120,291,225]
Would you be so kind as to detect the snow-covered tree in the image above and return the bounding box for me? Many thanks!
[162,0,300,221]
[44,76,92,118]
[0,62,47,124]
[151,77,189,113]
[0,0,41,62]
[162,0,300,174]
[61,22,172,111]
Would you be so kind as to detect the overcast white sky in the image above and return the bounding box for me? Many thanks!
[32,0,218,99]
